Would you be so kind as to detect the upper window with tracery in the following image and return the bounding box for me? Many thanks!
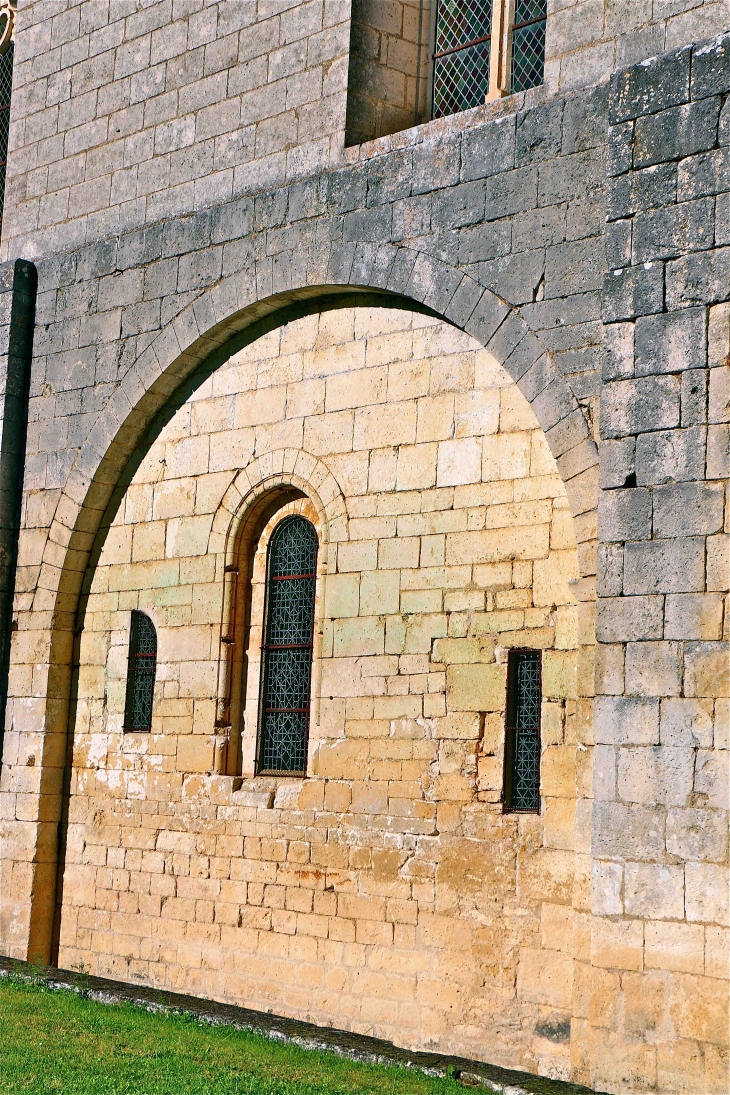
[256,516,318,776]
[123,611,157,732]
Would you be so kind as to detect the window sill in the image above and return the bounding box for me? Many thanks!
[231,776,306,810]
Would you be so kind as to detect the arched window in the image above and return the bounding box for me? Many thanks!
[123,611,157,732]
[257,516,318,775]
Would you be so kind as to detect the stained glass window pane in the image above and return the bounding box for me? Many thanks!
[511,0,547,94]
[432,0,492,119]
[505,650,541,811]
[0,40,13,232]
[258,517,317,775]
[124,611,157,731]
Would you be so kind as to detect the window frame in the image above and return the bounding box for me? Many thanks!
[123,610,157,733]
[429,0,547,119]
[502,647,542,814]
[255,514,318,778]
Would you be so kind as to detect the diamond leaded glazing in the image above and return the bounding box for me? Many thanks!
[510,0,547,94]
[258,516,317,774]
[433,0,492,119]
[0,41,13,230]
[506,650,541,811]
[123,611,157,731]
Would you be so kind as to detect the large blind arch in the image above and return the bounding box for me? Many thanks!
[256,515,318,775]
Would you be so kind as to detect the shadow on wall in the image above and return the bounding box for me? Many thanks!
[345,0,432,145]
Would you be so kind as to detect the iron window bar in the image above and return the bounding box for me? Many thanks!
[123,610,157,732]
[503,649,541,813]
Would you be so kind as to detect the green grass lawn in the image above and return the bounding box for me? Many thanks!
[0,976,469,1095]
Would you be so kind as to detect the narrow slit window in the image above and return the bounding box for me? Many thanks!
[432,0,493,119]
[257,516,317,776]
[510,0,547,94]
[123,611,157,732]
[504,649,541,812]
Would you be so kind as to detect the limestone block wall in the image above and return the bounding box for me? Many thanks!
[589,38,730,1095]
[545,0,730,94]
[59,306,585,1078]
[7,1,730,262]
[5,0,351,259]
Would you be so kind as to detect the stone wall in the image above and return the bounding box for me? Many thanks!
[0,5,729,1092]
[6,0,351,259]
[0,259,35,764]
[8,1,730,262]
[586,37,730,1094]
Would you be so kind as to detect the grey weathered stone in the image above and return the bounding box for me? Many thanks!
[605,220,632,269]
[607,162,677,221]
[633,97,721,169]
[597,543,624,596]
[602,321,634,381]
[666,246,730,308]
[677,146,730,201]
[680,368,708,426]
[664,592,725,640]
[516,101,564,166]
[602,264,664,322]
[592,801,664,857]
[624,538,705,594]
[653,481,725,537]
[606,120,634,177]
[634,308,706,375]
[610,46,691,124]
[632,198,715,263]
[460,118,515,183]
[690,31,730,98]
[635,425,706,484]
[601,376,679,438]
[597,487,652,542]
[561,85,608,155]
[599,436,636,488]
[595,595,664,641]
[666,807,728,862]
[484,167,537,222]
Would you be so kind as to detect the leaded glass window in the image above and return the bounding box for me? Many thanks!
[257,516,317,775]
[510,0,547,94]
[504,649,541,812]
[123,611,157,732]
[0,36,13,233]
[432,0,493,120]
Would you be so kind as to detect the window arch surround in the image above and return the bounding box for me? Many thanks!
[213,456,340,779]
